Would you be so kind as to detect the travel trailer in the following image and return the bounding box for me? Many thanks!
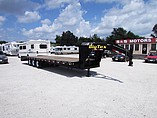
[54,46,79,54]
[18,40,51,58]
[1,42,21,56]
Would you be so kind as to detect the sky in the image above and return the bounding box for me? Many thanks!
[0,0,157,42]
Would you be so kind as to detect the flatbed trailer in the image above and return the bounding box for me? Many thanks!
[27,55,80,68]
[21,42,133,76]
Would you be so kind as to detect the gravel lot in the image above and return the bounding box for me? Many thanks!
[0,56,157,118]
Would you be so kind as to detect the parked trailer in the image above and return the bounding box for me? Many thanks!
[19,39,51,58]
[54,45,79,54]
[21,42,133,76]
[1,42,21,56]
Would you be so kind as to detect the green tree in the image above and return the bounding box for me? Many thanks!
[0,40,7,44]
[77,34,105,45]
[90,34,103,42]
[55,31,78,46]
[62,31,78,46]
[106,27,144,44]
[55,35,62,45]
[151,24,157,38]
[78,37,91,45]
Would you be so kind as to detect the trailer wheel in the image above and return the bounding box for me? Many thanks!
[32,60,36,66]
[36,60,41,68]
[28,59,32,66]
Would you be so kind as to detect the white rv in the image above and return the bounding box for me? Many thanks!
[18,40,51,57]
[1,42,21,56]
[54,45,79,54]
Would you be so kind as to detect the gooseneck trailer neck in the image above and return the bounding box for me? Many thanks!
[21,42,133,77]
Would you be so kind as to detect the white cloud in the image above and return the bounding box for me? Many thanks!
[41,19,51,25]
[44,0,76,9]
[0,16,5,25]
[76,20,91,37]
[83,0,130,4]
[22,1,91,40]
[92,0,157,37]
[56,2,83,26]
[18,11,41,23]
[83,0,115,3]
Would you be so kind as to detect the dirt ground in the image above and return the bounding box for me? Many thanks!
[0,56,157,118]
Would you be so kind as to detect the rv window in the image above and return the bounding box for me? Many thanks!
[20,46,26,50]
[67,48,70,50]
[55,48,60,51]
[40,44,47,49]
[31,44,34,49]
[64,48,66,50]
[74,48,77,50]
[20,46,22,50]
[23,46,26,49]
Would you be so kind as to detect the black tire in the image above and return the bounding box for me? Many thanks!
[28,59,32,66]
[36,60,41,68]
[32,60,36,67]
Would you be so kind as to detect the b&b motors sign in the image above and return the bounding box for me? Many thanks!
[115,38,157,44]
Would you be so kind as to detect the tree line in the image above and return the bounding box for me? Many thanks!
[0,40,7,44]
[55,27,144,46]
[55,31,104,46]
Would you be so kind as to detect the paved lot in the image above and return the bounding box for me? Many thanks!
[0,56,157,118]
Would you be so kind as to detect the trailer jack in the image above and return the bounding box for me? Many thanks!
[86,68,90,77]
